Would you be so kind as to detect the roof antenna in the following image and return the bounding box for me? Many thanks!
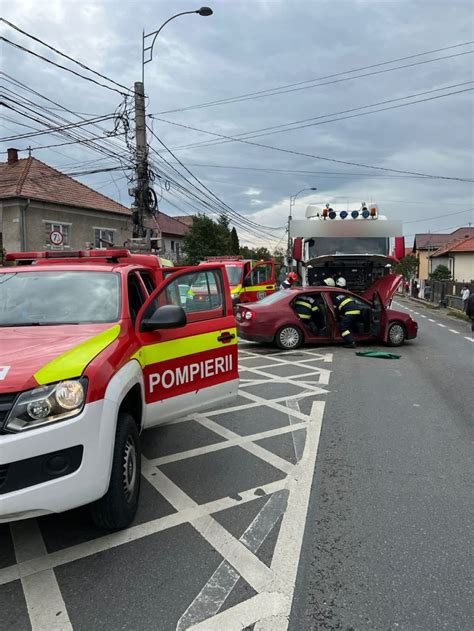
[28,146,32,157]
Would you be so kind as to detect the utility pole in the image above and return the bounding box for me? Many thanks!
[132,8,213,244]
[133,80,148,238]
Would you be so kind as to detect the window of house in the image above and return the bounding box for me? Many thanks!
[94,228,116,249]
[171,240,175,252]
[44,222,71,249]
[175,242,180,259]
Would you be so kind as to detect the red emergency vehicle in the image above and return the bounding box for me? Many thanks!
[200,256,276,307]
[0,250,238,529]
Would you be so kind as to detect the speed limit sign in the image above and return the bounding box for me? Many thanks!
[49,230,64,246]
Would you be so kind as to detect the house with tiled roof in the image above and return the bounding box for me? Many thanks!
[429,235,474,282]
[412,227,474,280]
[0,149,189,259]
[0,148,133,253]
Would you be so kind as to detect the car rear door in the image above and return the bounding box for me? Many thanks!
[135,265,238,426]
[241,261,276,302]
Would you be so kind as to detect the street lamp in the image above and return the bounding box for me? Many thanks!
[142,7,213,83]
[133,7,213,239]
[287,187,317,266]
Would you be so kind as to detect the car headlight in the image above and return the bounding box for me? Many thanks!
[5,379,87,432]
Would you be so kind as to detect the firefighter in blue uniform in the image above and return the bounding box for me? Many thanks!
[294,295,323,335]
[332,278,361,348]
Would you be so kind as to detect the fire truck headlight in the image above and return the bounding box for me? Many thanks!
[5,379,87,432]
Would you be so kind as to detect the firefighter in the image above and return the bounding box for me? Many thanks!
[332,286,362,348]
[294,295,322,335]
[280,271,299,290]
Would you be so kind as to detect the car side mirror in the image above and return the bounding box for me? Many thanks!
[141,305,187,331]
[243,275,252,287]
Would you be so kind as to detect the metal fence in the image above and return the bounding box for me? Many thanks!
[424,280,472,308]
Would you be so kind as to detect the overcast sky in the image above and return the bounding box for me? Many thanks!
[2,0,473,247]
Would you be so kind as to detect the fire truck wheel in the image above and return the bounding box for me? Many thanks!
[387,322,406,347]
[275,325,303,350]
[90,412,141,530]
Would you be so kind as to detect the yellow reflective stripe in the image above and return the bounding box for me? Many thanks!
[345,310,361,315]
[297,314,311,320]
[34,325,121,385]
[341,330,351,337]
[230,284,242,295]
[132,328,238,367]
[244,284,275,293]
[339,298,353,309]
[158,257,173,267]
[295,300,311,308]
[311,305,320,311]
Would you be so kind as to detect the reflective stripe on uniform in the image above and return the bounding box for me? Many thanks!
[311,305,320,312]
[341,330,351,337]
[295,300,312,308]
[34,324,121,384]
[345,310,361,315]
[132,328,238,368]
[297,314,311,320]
[338,298,353,310]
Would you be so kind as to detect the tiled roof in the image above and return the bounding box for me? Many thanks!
[157,212,189,236]
[0,157,130,215]
[431,235,474,257]
[172,215,194,227]
[412,227,474,251]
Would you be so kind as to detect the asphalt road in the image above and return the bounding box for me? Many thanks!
[1,300,472,630]
[290,297,474,630]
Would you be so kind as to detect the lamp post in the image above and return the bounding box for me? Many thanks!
[287,187,317,267]
[133,7,213,238]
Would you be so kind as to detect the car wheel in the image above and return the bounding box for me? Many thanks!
[90,412,141,530]
[275,325,303,350]
[387,322,406,347]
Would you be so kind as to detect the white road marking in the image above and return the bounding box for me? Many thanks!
[286,400,306,462]
[148,422,307,467]
[464,336,474,342]
[10,520,72,631]
[0,481,287,588]
[413,311,419,315]
[437,323,446,328]
[420,315,427,318]
[177,490,289,630]
[449,329,460,334]
[428,318,435,322]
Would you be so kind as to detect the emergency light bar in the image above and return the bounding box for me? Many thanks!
[6,249,131,262]
[306,203,378,221]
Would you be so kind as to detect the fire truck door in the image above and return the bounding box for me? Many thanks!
[135,266,238,426]
[241,261,276,302]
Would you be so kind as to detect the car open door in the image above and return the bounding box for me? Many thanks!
[135,265,238,426]
[371,291,388,338]
[240,260,276,303]
[361,273,403,307]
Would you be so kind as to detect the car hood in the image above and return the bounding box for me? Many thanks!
[0,323,118,393]
[361,274,402,306]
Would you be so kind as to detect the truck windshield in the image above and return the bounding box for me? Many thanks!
[0,271,120,326]
[225,265,243,286]
[309,237,389,257]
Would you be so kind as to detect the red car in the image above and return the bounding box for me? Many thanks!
[236,274,418,350]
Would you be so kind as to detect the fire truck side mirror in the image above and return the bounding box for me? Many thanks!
[141,305,187,331]
[292,237,303,262]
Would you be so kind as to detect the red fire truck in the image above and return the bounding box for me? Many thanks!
[200,256,276,307]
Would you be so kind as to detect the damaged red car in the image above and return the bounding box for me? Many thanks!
[236,274,418,350]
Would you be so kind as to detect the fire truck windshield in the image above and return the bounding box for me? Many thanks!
[0,271,120,326]
[308,237,389,257]
[225,265,244,286]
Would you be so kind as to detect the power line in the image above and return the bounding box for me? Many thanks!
[150,113,474,183]
[162,82,474,152]
[1,18,133,94]
[154,44,474,114]
[403,208,474,224]
[1,36,130,96]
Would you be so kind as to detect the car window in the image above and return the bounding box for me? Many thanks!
[128,274,146,324]
[138,271,155,295]
[247,263,272,286]
[143,269,224,322]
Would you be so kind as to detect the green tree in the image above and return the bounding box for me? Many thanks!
[430,264,452,281]
[395,254,418,279]
[230,227,240,255]
[182,213,236,264]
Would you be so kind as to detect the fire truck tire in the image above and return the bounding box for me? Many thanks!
[275,325,303,350]
[90,412,141,530]
[386,322,406,347]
